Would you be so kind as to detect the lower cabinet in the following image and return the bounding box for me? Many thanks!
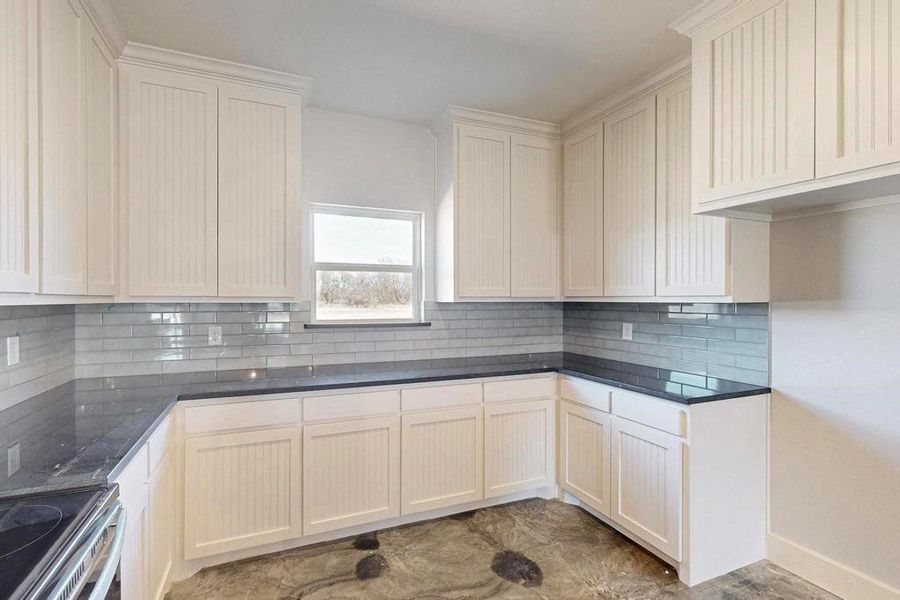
[115,446,149,600]
[401,406,483,514]
[183,426,302,559]
[484,398,553,498]
[303,416,401,535]
[559,400,611,516]
[147,449,175,599]
[610,416,683,560]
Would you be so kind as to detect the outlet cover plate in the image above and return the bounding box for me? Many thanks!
[8,443,20,477]
[622,323,633,341]
[6,336,19,366]
[208,326,223,346]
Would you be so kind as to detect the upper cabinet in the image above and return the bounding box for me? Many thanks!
[561,70,770,301]
[673,0,900,216]
[119,45,310,298]
[434,108,561,301]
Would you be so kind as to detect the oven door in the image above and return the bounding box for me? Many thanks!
[26,489,126,600]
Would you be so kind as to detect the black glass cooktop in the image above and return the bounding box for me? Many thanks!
[0,487,103,600]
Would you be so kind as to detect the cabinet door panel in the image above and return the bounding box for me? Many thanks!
[510,133,559,297]
[401,406,483,514]
[603,96,656,297]
[148,450,175,599]
[125,65,218,296]
[563,124,603,297]
[656,75,728,296]
[693,0,815,204]
[85,26,116,295]
[559,401,611,516]
[0,0,37,292]
[817,0,900,176]
[484,398,552,497]
[456,124,510,297]
[303,416,400,534]
[611,417,682,560]
[184,427,302,559]
[39,0,87,294]
[218,83,300,297]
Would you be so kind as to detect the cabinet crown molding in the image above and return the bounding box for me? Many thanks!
[119,43,314,98]
[81,0,127,55]
[437,105,560,138]
[668,0,750,37]
[560,55,691,138]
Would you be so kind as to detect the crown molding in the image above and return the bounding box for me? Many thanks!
[442,105,560,138]
[120,43,315,98]
[80,0,127,56]
[669,0,749,37]
[560,54,691,138]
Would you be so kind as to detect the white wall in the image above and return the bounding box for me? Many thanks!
[301,108,436,300]
[769,202,900,599]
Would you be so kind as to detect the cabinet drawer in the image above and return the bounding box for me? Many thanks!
[147,413,174,472]
[303,389,400,422]
[401,383,482,412]
[483,376,554,403]
[184,398,300,434]
[559,377,611,412]
[611,390,686,437]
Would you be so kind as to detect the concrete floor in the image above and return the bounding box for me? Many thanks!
[167,498,835,599]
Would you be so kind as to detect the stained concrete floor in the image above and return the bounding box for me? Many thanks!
[167,498,836,599]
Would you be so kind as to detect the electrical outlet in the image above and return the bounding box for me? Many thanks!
[622,322,633,341]
[208,325,223,346]
[6,335,20,366]
[8,443,20,477]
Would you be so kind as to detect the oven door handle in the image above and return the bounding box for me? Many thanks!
[87,503,126,600]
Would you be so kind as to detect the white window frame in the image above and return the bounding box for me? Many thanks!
[310,204,424,324]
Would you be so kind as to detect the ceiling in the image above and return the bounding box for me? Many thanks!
[109,0,697,126]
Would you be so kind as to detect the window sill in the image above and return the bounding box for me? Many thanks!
[304,321,432,329]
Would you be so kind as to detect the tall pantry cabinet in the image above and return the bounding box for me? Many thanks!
[0,0,120,296]
[119,46,307,298]
[434,107,561,301]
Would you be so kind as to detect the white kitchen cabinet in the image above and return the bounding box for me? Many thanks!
[401,406,483,514]
[303,416,401,534]
[816,0,900,178]
[85,19,117,295]
[510,133,560,297]
[690,0,816,208]
[610,416,683,561]
[455,124,511,297]
[559,400,611,516]
[147,446,175,599]
[603,95,656,297]
[38,0,88,294]
[217,82,301,297]
[123,65,218,297]
[115,445,149,600]
[484,398,553,497]
[184,426,302,559]
[434,108,561,301]
[0,0,38,293]
[562,122,604,297]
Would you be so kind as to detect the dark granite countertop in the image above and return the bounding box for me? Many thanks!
[0,352,769,499]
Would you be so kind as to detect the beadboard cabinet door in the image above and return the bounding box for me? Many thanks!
[217,83,301,297]
[303,416,401,535]
[148,448,175,599]
[401,406,483,514]
[817,0,900,177]
[559,400,611,516]
[38,0,88,294]
[484,399,553,497]
[184,427,302,559]
[611,417,683,560]
[656,75,728,296]
[0,0,38,292]
[455,124,510,297]
[563,123,604,297]
[603,95,656,297]
[510,133,559,297]
[692,0,816,205]
[124,65,218,296]
[84,22,116,295]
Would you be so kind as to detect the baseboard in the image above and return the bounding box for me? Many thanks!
[768,533,900,600]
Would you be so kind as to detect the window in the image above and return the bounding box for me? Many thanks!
[311,205,423,323]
